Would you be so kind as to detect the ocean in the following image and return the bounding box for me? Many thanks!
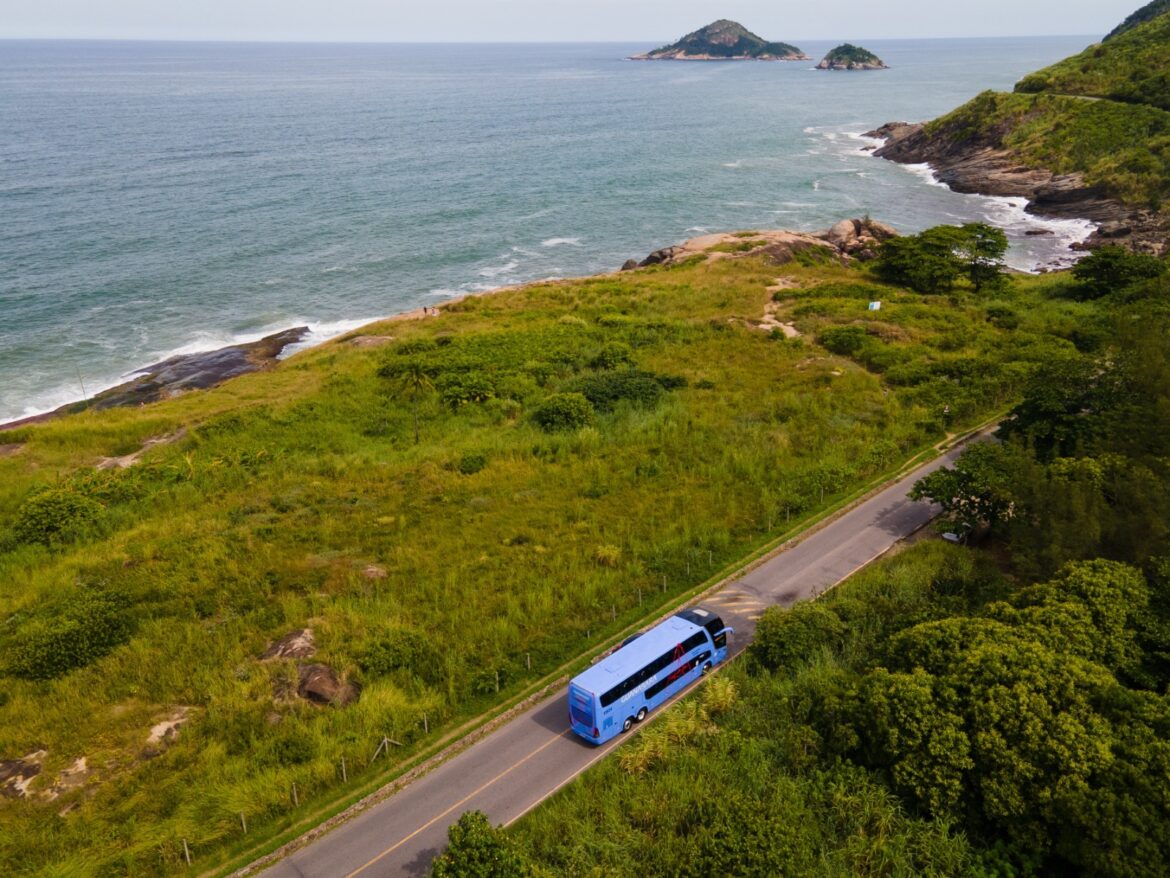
[0,36,1097,423]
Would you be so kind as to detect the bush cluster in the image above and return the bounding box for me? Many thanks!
[5,586,134,680]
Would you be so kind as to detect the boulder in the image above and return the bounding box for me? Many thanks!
[620,259,639,271]
[297,663,360,707]
[827,219,860,246]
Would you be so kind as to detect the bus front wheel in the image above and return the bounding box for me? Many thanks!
[635,707,647,723]
[622,716,634,733]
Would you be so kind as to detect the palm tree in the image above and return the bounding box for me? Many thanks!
[395,361,434,445]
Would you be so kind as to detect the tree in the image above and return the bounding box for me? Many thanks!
[431,811,531,878]
[1071,246,1166,299]
[386,359,435,445]
[875,227,965,293]
[909,441,1020,535]
[955,222,1009,292]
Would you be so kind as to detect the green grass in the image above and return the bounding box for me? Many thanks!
[0,252,1104,875]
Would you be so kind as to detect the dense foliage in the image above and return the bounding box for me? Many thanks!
[874,223,1008,293]
[1106,0,1170,40]
[1019,2,1170,110]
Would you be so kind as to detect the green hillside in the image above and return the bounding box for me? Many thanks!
[1106,0,1170,40]
[0,235,1115,874]
[1017,5,1170,110]
[923,89,1170,207]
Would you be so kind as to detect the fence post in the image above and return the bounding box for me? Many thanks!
[182,839,191,866]
[423,713,429,734]
[494,670,500,693]
[292,782,299,807]
[340,756,347,783]
[526,653,531,671]
[240,812,247,834]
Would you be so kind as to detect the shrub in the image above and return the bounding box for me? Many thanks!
[750,602,846,671]
[589,342,633,370]
[14,488,104,546]
[270,731,317,766]
[458,453,488,475]
[818,325,869,356]
[566,370,666,412]
[6,586,134,680]
[594,544,621,567]
[437,373,496,408]
[360,628,444,685]
[532,393,594,432]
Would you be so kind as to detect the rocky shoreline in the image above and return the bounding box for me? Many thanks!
[0,326,309,432]
[867,121,1167,255]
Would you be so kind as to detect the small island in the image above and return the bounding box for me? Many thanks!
[631,19,808,61]
[816,44,889,70]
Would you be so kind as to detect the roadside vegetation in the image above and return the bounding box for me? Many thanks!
[0,225,1114,874]
[479,253,1170,878]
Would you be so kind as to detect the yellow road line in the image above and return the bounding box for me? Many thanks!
[345,730,571,877]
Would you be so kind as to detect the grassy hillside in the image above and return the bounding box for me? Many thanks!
[0,243,1101,874]
[1017,6,1170,110]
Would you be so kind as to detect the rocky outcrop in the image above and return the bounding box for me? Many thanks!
[817,44,888,70]
[635,219,898,270]
[1,326,311,431]
[0,752,44,799]
[868,122,1167,254]
[631,20,807,61]
[261,628,317,661]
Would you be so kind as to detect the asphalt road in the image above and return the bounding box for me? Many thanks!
[260,439,970,878]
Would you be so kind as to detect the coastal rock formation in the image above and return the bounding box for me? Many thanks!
[868,121,1167,253]
[631,20,808,61]
[1,326,311,431]
[635,219,898,269]
[817,44,888,70]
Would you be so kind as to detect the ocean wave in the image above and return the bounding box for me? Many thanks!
[541,237,581,248]
[477,260,519,278]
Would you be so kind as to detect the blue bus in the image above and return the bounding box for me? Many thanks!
[568,606,733,744]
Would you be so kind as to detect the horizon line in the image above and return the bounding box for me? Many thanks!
[0,33,1104,46]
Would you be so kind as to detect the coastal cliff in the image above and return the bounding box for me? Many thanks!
[631,20,808,61]
[869,5,1170,255]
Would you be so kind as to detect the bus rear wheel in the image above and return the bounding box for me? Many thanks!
[622,716,634,733]
[701,662,713,675]
[635,707,647,723]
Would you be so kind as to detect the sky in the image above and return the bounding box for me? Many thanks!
[1,0,1148,43]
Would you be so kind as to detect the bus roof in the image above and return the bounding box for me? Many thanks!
[570,613,706,696]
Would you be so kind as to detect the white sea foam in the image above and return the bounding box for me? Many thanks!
[477,260,519,278]
[541,237,581,248]
[890,161,1095,271]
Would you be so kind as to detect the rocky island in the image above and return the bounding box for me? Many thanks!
[817,44,888,70]
[630,19,808,61]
